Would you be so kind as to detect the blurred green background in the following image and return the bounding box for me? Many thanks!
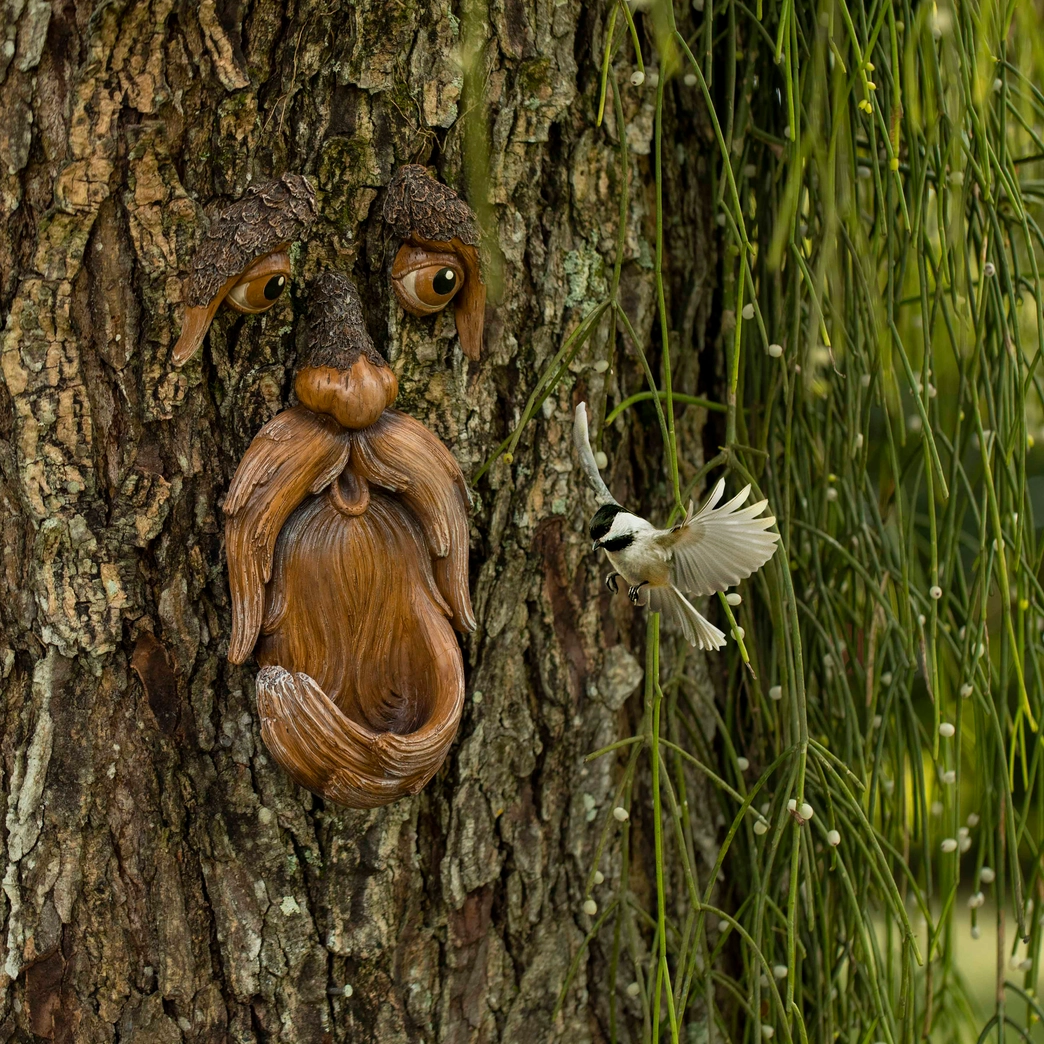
[525,0,1044,1039]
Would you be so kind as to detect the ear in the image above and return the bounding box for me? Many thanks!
[171,174,317,365]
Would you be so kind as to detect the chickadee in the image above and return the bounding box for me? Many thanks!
[574,403,779,650]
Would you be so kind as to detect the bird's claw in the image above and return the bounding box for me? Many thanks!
[605,572,620,594]
[628,582,648,606]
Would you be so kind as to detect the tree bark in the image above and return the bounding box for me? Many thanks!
[0,2,718,1042]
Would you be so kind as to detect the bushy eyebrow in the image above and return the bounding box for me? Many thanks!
[187,174,317,307]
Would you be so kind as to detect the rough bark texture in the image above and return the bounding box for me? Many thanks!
[0,2,719,1042]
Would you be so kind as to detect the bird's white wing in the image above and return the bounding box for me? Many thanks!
[659,478,779,596]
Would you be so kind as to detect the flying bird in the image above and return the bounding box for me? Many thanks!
[574,402,779,649]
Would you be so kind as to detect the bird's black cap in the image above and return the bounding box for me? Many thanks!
[589,503,624,541]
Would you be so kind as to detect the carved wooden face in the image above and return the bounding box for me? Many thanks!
[169,180,479,809]
[223,273,475,808]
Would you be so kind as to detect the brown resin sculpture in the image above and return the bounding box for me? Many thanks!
[383,165,486,361]
[224,273,474,807]
[172,174,318,365]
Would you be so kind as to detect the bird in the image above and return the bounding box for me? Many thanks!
[574,403,779,650]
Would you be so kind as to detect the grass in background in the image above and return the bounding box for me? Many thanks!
[478,0,1044,1039]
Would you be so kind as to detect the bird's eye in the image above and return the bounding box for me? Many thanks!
[391,246,465,316]
[225,252,291,314]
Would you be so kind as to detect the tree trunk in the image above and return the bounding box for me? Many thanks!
[0,2,717,1042]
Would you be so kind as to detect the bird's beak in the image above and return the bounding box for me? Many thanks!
[592,540,601,552]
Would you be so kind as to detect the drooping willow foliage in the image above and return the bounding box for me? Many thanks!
[482,0,1044,1039]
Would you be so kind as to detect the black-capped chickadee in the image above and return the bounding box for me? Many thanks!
[574,403,779,650]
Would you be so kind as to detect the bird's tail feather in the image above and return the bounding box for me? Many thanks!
[647,585,727,650]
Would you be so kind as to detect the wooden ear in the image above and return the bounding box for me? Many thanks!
[173,247,293,365]
[451,240,485,362]
[387,235,486,361]
[171,275,238,364]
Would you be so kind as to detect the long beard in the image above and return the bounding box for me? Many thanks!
[225,407,473,808]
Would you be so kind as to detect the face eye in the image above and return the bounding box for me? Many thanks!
[224,252,291,314]
[227,273,286,311]
[400,264,463,311]
[391,245,465,316]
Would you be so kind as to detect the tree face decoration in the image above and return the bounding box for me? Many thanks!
[171,174,318,365]
[224,273,474,807]
[173,176,477,808]
[383,165,486,361]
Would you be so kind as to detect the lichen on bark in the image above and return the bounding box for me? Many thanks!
[0,2,721,1042]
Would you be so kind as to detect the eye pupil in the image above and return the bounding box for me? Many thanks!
[264,275,286,301]
[432,268,457,296]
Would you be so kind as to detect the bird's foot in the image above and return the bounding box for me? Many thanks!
[605,572,621,594]
[628,582,648,606]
